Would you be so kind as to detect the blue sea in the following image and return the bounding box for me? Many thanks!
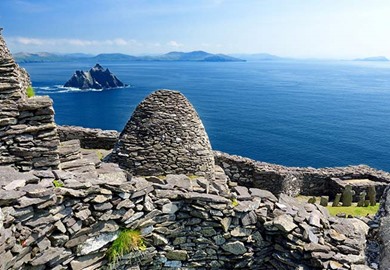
[20,60,390,172]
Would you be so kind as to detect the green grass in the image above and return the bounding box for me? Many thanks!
[96,150,104,161]
[295,195,379,217]
[26,86,35,98]
[326,204,379,217]
[231,198,239,207]
[107,229,146,263]
[187,175,199,180]
[52,180,64,188]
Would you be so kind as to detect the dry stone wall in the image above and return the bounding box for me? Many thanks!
[376,186,390,269]
[57,125,119,150]
[0,30,59,171]
[215,151,390,198]
[109,90,215,178]
[0,164,372,270]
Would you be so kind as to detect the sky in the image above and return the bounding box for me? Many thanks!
[1,0,390,59]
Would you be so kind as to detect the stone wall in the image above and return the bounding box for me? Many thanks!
[215,151,390,198]
[55,122,390,199]
[108,90,215,178]
[376,186,390,269]
[57,125,119,150]
[0,30,59,171]
[0,165,372,270]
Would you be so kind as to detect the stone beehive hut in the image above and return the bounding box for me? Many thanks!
[0,29,59,171]
[109,89,215,177]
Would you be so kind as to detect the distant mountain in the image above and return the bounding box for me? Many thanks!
[13,52,66,63]
[93,53,138,62]
[14,50,245,63]
[230,53,284,61]
[354,56,389,62]
[145,51,244,62]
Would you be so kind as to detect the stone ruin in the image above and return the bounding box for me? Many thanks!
[0,30,59,171]
[109,89,215,178]
[1,29,390,269]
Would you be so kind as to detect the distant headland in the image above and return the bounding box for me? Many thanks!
[13,50,245,63]
[354,56,389,62]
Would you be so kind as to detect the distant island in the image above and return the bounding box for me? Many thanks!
[354,56,389,62]
[230,53,284,61]
[13,50,245,63]
[64,64,126,90]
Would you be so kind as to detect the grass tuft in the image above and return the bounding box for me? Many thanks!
[107,229,146,263]
[53,180,64,188]
[231,198,239,207]
[26,86,35,98]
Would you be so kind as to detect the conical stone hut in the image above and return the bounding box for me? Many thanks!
[109,89,215,177]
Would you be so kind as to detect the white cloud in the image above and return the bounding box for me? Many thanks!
[10,37,133,47]
[15,37,44,45]
[167,40,183,47]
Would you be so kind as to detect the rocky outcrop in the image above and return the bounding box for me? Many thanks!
[63,64,125,90]
[108,90,215,178]
[0,30,59,171]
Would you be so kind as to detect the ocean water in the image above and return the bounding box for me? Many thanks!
[20,60,390,171]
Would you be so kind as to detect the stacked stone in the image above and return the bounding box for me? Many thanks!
[57,125,119,150]
[373,185,390,269]
[0,163,372,270]
[215,151,390,198]
[109,90,215,178]
[0,30,59,171]
[0,33,29,101]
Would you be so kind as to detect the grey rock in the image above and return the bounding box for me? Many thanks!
[0,190,26,205]
[77,232,118,255]
[151,233,168,246]
[269,214,297,233]
[4,179,26,190]
[70,252,106,270]
[234,199,261,212]
[181,192,230,203]
[30,247,64,266]
[162,202,180,214]
[222,241,247,255]
[249,188,277,202]
[220,217,231,232]
[166,250,188,261]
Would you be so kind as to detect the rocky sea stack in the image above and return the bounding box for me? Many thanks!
[64,64,126,90]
